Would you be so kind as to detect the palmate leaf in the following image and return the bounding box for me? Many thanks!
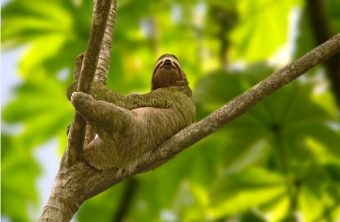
[76,183,126,222]
[2,1,86,217]
[2,0,89,79]
[196,66,339,161]
[3,77,73,149]
[208,167,286,220]
[260,82,340,158]
[2,0,73,48]
[118,132,229,222]
[230,0,302,62]
[1,134,40,222]
[194,63,339,219]
[2,77,72,221]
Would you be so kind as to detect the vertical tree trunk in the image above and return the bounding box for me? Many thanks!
[39,0,115,220]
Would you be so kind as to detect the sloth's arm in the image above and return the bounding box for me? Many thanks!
[90,82,172,109]
[67,82,172,109]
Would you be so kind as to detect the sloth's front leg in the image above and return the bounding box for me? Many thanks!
[71,92,135,132]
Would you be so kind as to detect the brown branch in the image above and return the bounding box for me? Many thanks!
[95,0,117,84]
[39,0,114,221]
[133,34,340,173]
[84,1,117,149]
[40,34,340,222]
[65,0,113,164]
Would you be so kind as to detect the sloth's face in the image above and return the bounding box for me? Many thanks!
[154,55,182,72]
[152,54,188,90]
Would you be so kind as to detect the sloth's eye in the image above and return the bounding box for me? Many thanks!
[155,61,163,70]
[173,62,180,70]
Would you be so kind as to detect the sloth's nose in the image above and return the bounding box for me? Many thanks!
[164,59,172,65]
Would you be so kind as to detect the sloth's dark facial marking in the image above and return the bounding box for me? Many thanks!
[151,54,188,90]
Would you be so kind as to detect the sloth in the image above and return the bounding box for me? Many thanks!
[69,54,196,171]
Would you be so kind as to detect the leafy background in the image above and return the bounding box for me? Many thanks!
[1,0,340,221]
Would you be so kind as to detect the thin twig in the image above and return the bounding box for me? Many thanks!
[95,0,117,83]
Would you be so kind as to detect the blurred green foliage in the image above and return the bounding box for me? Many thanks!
[1,0,340,221]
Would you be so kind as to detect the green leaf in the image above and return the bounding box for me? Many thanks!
[2,0,88,80]
[1,134,41,222]
[194,70,247,109]
[77,183,125,222]
[298,187,325,221]
[208,167,285,219]
[231,0,302,61]
[2,0,74,48]
[3,77,73,149]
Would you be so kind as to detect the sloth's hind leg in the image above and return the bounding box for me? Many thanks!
[71,92,135,132]
[83,137,119,170]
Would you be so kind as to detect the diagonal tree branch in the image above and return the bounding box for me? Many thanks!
[99,33,340,185]
[40,33,340,222]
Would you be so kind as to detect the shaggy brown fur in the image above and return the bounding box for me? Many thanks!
[70,54,195,171]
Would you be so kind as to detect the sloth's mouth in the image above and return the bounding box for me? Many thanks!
[160,61,175,70]
[162,63,174,69]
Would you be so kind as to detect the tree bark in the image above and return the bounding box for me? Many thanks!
[39,0,113,221]
[94,0,117,84]
[65,0,113,165]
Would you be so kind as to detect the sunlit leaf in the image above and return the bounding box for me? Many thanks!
[77,183,125,222]
[1,134,41,222]
[2,0,74,48]
[208,167,286,218]
[3,77,73,149]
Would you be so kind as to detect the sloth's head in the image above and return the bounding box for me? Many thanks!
[151,54,188,90]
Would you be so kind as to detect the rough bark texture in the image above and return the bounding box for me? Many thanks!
[40,32,340,221]
[84,0,117,157]
[65,0,113,165]
[39,0,113,221]
[94,0,117,84]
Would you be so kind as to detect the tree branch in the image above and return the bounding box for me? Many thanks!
[133,33,340,174]
[95,0,117,84]
[66,0,113,164]
[39,0,114,221]
[84,0,117,149]
[41,34,339,222]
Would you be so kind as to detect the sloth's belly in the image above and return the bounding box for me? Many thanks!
[129,107,184,140]
[131,107,171,119]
